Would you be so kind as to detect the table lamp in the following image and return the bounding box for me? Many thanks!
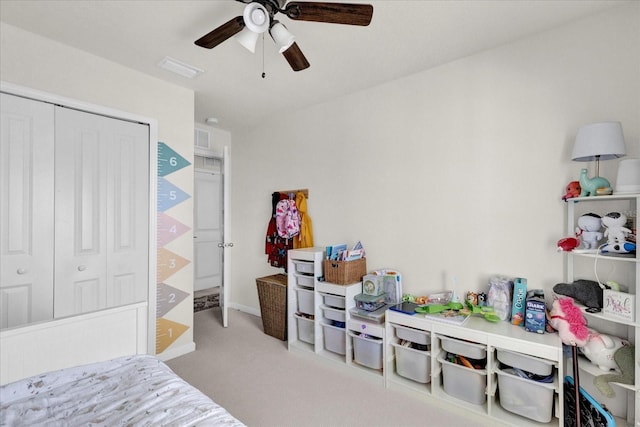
[572,121,626,177]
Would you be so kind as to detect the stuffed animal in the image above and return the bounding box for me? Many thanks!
[575,213,603,249]
[579,168,612,196]
[594,345,635,398]
[562,181,581,201]
[581,331,630,371]
[548,297,589,347]
[602,212,632,244]
[553,279,603,308]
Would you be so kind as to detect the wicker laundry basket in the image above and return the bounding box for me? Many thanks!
[256,274,288,340]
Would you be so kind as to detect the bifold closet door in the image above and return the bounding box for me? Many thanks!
[0,93,55,329]
[54,107,149,318]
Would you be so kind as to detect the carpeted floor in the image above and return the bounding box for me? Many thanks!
[194,293,219,312]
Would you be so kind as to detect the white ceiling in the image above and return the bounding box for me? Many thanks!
[0,0,627,133]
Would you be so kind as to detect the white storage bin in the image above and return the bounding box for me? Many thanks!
[497,348,554,376]
[321,305,346,322]
[394,324,430,345]
[438,354,487,405]
[294,261,314,274]
[295,314,314,344]
[349,331,383,369]
[392,343,431,383]
[296,274,314,288]
[321,293,345,309]
[322,322,346,355]
[295,288,314,315]
[496,366,555,423]
[439,335,486,360]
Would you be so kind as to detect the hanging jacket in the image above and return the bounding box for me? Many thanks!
[293,191,314,249]
[266,192,292,270]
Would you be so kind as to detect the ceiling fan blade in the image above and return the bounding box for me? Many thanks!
[282,42,310,71]
[195,16,245,49]
[284,2,373,26]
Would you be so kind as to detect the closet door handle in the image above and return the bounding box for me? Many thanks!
[217,243,224,248]
[17,268,27,275]
[77,265,87,272]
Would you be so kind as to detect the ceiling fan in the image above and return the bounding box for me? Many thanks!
[195,1,373,72]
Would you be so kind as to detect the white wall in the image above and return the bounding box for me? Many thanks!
[0,23,196,357]
[231,3,639,312]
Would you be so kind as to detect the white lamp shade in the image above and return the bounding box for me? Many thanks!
[572,121,626,161]
[270,22,295,53]
[234,27,260,53]
[243,3,269,34]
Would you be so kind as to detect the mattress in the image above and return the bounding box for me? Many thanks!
[0,354,245,426]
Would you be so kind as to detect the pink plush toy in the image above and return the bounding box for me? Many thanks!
[549,297,589,347]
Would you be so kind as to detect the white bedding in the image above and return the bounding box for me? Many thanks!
[0,355,245,426]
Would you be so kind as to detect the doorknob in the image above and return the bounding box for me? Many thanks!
[78,265,87,271]
[227,242,234,247]
[217,243,224,248]
[17,268,27,275]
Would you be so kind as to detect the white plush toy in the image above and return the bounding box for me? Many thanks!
[602,212,631,244]
[581,331,630,371]
[575,213,603,249]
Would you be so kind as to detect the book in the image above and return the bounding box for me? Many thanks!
[422,309,470,326]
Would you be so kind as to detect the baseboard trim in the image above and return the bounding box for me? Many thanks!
[229,303,261,317]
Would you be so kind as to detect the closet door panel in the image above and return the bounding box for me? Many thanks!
[54,107,148,318]
[0,93,54,329]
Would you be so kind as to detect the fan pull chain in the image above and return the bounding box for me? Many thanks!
[261,33,266,79]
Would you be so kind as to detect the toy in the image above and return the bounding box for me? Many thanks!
[579,168,612,197]
[548,297,589,346]
[562,180,581,201]
[594,345,635,398]
[602,212,632,244]
[466,291,478,306]
[557,237,580,252]
[581,331,629,371]
[575,213,603,249]
[601,241,636,254]
[553,279,603,308]
[461,301,500,322]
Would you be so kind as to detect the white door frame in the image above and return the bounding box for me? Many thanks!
[0,81,158,353]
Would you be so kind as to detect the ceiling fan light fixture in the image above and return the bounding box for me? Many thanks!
[270,21,295,53]
[234,27,260,53]
[243,3,269,34]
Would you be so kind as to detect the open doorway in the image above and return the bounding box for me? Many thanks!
[193,156,223,311]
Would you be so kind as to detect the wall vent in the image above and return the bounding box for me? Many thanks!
[195,128,210,150]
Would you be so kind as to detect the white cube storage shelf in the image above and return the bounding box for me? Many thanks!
[385,310,563,427]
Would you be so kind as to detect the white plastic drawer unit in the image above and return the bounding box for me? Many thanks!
[496,348,554,376]
[392,343,431,383]
[293,260,314,275]
[393,324,430,346]
[320,293,345,309]
[439,335,486,360]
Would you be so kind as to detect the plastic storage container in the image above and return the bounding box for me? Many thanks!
[439,335,486,359]
[349,332,383,369]
[393,343,431,383]
[496,348,554,376]
[293,261,314,275]
[321,305,346,322]
[438,354,487,405]
[295,288,314,315]
[321,293,345,309]
[496,366,555,423]
[295,314,314,344]
[296,274,314,288]
[322,322,346,355]
[394,324,430,346]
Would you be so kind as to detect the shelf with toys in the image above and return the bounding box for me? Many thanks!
[561,193,638,425]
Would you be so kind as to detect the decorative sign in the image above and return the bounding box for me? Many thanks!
[603,289,635,321]
[157,212,190,247]
[156,317,190,354]
[156,282,189,318]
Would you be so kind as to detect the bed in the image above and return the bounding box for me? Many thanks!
[0,354,245,426]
